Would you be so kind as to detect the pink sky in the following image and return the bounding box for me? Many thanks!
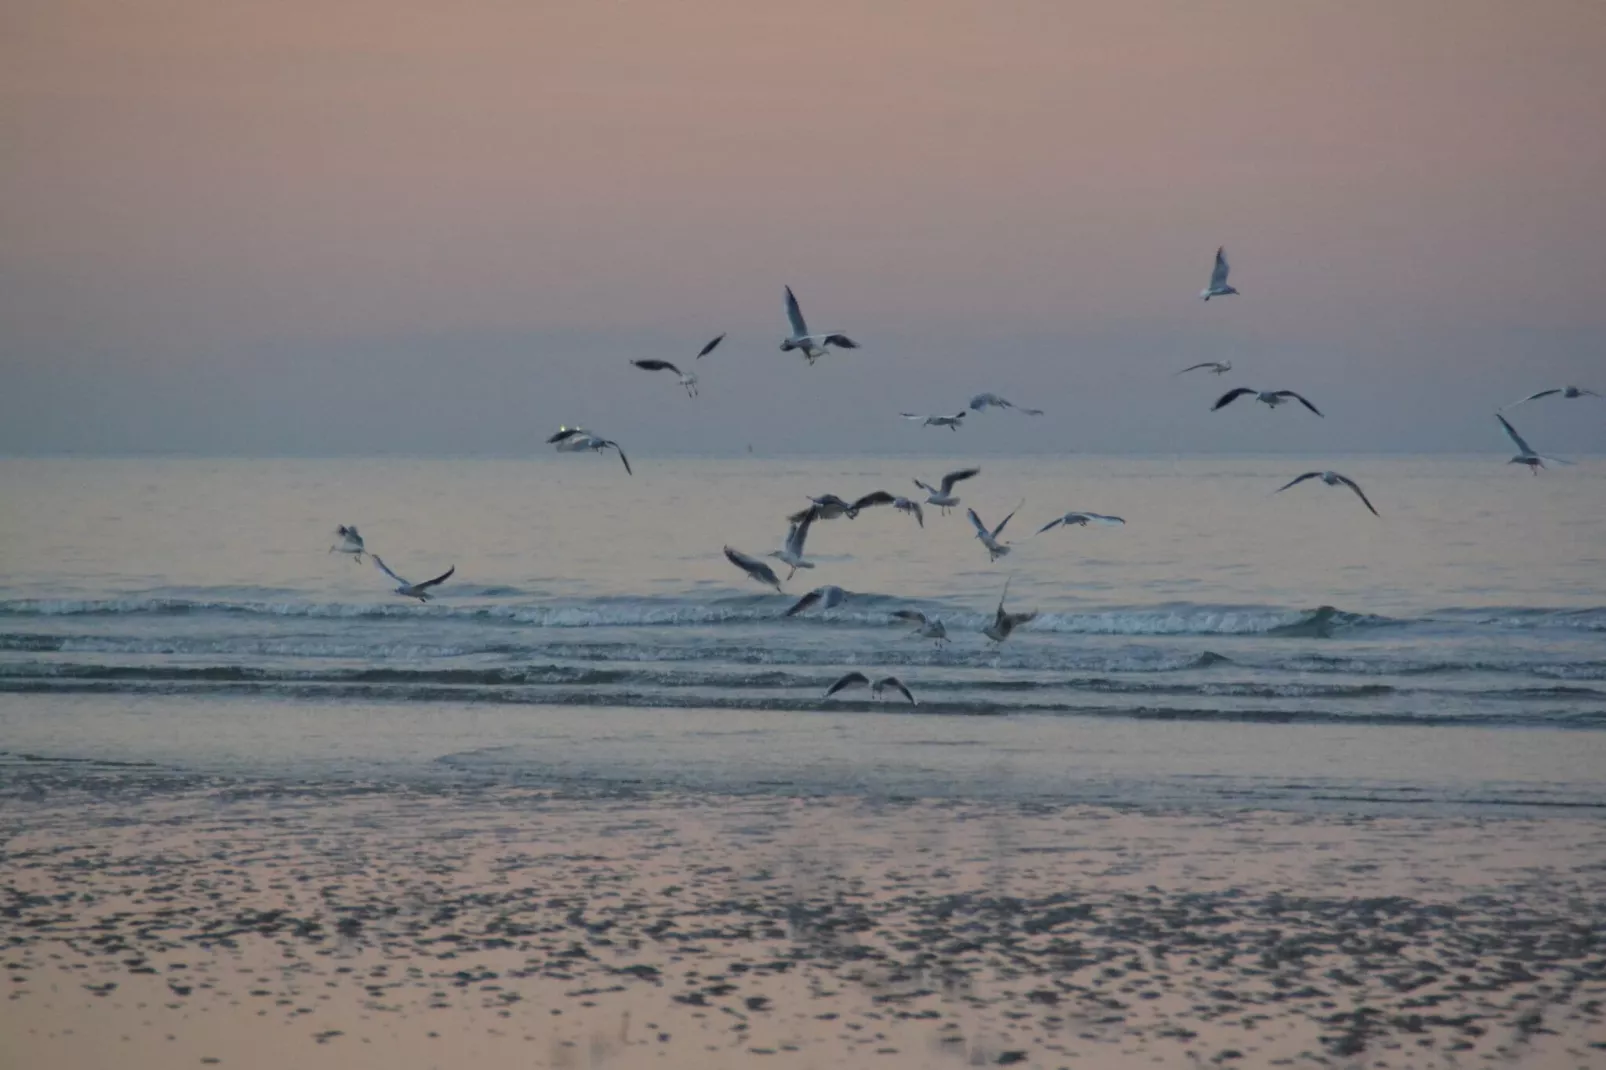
[2,0,1603,454]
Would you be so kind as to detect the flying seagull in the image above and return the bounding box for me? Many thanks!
[629,359,698,398]
[768,506,818,580]
[913,466,979,515]
[330,525,366,560]
[780,286,860,364]
[982,577,1035,643]
[1503,385,1600,410]
[968,503,1021,562]
[547,427,633,474]
[969,393,1044,415]
[1175,361,1232,376]
[1497,413,1571,474]
[373,555,455,602]
[891,609,948,646]
[901,411,967,430]
[785,585,846,617]
[695,333,726,359]
[1274,471,1379,516]
[850,490,924,527]
[1212,388,1323,416]
[822,671,917,705]
[724,545,784,592]
[1036,511,1126,534]
[1200,246,1239,301]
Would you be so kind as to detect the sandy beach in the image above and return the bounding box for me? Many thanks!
[3,759,1603,1070]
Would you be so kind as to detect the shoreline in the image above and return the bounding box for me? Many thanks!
[3,761,1604,1069]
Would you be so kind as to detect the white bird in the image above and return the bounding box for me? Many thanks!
[871,676,917,705]
[780,286,860,364]
[982,577,1035,643]
[768,506,818,580]
[1200,246,1239,301]
[547,427,633,474]
[967,503,1021,562]
[785,585,846,617]
[1504,385,1600,410]
[849,491,924,527]
[1274,471,1379,516]
[724,545,784,592]
[912,467,979,515]
[968,393,1044,415]
[1212,387,1323,416]
[629,359,698,397]
[1497,413,1571,474]
[822,671,917,705]
[891,609,948,646]
[1036,511,1126,535]
[373,555,455,602]
[900,411,967,430]
[1174,361,1232,376]
[330,525,366,560]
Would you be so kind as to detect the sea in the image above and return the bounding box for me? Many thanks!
[2,454,1603,812]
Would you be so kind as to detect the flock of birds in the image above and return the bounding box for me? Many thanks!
[328,250,1598,705]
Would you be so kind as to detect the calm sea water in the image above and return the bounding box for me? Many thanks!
[1,454,1603,807]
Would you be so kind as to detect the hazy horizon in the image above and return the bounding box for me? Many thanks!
[3,0,1603,458]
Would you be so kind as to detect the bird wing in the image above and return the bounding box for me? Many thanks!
[906,501,924,527]
[1497,413,1534,454]
[1210,246,1230,288]
[1211,387,1255,411]
[1035,517,1066,535]
[994,577,1013,624]
[939,467,980,494]
[968,393,1000,411]
[788,506,817,555]
[851,490,895,511]
[899,413,928,421]
[1506,389,1560,408]
[823,334,859,349]
[912,478,936,495]
[1017,404,1044,415]
[967,508,990,538]
[604,441,632,475]
[1085,512,1125,525]
[784,286,808,338]
[1005,611,1037,628]
[417,565,456,590]
[696,332,726,359]
[1275,390,1324,416]
[784,589,823,617]
[724,545,781,589]
[546,427,586,444]
[876,677,916,705]
[1334,475,1380,516]
[991,502,1022,539]
[1274,472,1322,494]
[824,671,869,698]
[1174,362,1217,376]
[633,359,680,374]
[372,555,407,586]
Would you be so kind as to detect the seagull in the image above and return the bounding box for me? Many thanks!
[629,359,698,397]
[768,506,818,580]
[780,286,860,364]
[913,467,979,515]
[982,577,1035,643]
[891,609,947,646]
[785,585,846,617]
[547,427,633,474]
[1274,471,1379,516]
[330,525,366,560]
[850,491,924,527]
[871,676,917,705]
[900,411,967,430]
[1036,511,1126,534]
[967,503,1021,562]
[1175,361,1232,376]
[1212,387,1323,416]
[1497,413,1571,474]
[1200,246,1238,301]
[373,555,455,602]
[724,545,784,592]
[968,393,1044,416]
[1504,385,1600,410]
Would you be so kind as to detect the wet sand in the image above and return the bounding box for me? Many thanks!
[3,759,1604,1069]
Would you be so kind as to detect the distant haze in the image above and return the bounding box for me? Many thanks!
[2,0,1603,456]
